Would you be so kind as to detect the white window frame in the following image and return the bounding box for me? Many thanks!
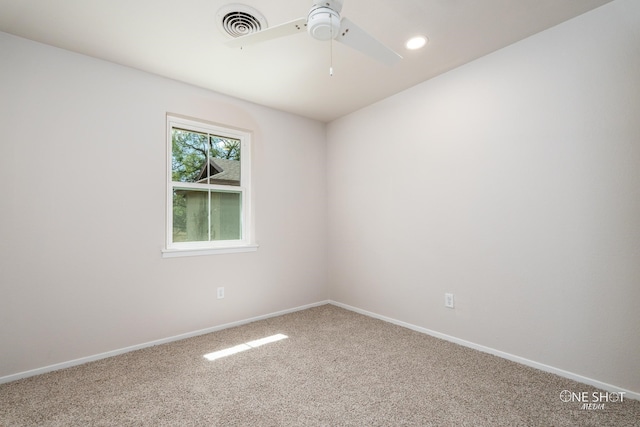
[162,115,257,258]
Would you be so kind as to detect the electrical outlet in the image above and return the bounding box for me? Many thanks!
[445,293,454,308]
[217,287,225,299]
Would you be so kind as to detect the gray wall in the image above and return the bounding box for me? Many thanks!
[327,0,640,393]
[0,32,328,378]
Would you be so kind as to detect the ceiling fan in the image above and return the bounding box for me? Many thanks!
[226,0,403,67]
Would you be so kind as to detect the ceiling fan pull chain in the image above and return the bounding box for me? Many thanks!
[329,11,334,76]
[330,40,334,76]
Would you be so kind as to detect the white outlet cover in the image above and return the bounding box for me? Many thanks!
[445,293,454,308]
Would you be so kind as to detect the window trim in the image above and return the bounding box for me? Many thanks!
[162,114,256,257]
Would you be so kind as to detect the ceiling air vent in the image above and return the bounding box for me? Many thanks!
[217,4,267,38]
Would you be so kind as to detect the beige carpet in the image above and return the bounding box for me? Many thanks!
[1,305,638,426]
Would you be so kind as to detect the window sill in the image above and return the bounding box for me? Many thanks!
[162,244,259,258]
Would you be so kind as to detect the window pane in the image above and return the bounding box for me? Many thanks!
[173,189,208,242]
[172,129,208,183]
[211,191,242,240]
[171,128,241,187]
[173,189,242,242]
[211,136,240,161]
[205,136,241,187]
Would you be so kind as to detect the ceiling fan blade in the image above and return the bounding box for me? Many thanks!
[227,17,307,48]
[335,17,403,66]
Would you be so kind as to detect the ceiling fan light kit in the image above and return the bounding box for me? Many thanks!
[224,0,403,67]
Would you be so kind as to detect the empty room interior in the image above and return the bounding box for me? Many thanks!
[1,0,639,425]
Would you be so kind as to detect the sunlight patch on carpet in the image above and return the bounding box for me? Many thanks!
[203,334,288,361]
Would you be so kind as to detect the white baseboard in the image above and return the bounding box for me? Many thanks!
[4,299,638,401]
[0,300,330,385]
[329,300,640,401]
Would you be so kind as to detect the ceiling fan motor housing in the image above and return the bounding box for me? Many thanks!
[307,6,341,41]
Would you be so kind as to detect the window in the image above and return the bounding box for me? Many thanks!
[163,115,256,257]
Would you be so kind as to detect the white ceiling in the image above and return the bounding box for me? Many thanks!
[0,0,613,122]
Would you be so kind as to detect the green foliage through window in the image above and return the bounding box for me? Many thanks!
[172,128,240,183]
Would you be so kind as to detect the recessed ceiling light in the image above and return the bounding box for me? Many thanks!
[406,35,428,50]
